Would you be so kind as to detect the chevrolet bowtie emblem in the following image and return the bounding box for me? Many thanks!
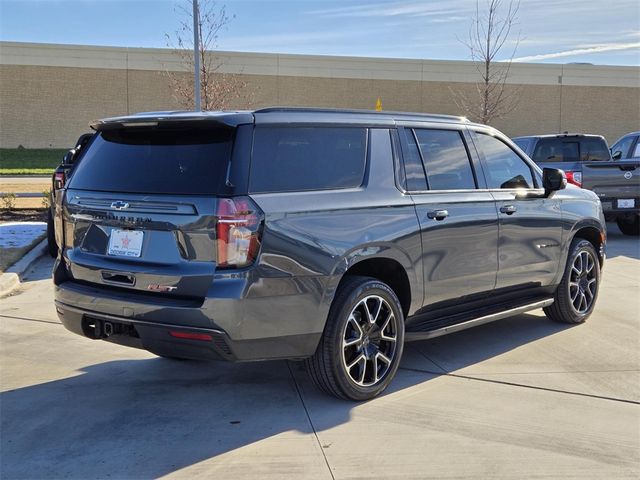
[110,201,130,210]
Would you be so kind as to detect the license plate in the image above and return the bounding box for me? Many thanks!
[108,229,144,257]
[617,199,635,209]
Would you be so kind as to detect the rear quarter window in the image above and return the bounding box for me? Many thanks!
[249,127,367,193]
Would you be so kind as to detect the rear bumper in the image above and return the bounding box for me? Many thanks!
[54,279,322,362]
[598,197,640,216]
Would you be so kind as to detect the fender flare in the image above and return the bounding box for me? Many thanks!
[553,218,605,284]
[320,242,421,314]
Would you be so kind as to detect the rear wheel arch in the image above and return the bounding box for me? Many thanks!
[337,257,412,319]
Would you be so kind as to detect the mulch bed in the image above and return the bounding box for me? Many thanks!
[0,209,48,223]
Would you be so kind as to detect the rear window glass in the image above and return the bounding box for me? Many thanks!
[68,127,233,195]
[532,138,579,163]
[249,127,366,193]
[414,129,476,190]
[580,138,610,162]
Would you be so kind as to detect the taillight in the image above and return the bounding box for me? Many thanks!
[169,331,213,341]
[565,171,582,187]
[54,172,65,189]
[216,196,263,269]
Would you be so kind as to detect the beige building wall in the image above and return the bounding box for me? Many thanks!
[1,42,638,148]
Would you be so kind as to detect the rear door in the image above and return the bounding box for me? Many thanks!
[61,124,244,299]
[398,124,498,306]
[470,130,563,291]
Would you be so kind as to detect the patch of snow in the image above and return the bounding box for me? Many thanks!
[0,222,47,248]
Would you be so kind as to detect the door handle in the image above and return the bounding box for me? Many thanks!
[427,209,449,221]
[500,205,517,215]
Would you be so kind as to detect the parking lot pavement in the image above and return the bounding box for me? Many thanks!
[1,226,638,479]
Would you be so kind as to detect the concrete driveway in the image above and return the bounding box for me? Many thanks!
[1,226,638,479]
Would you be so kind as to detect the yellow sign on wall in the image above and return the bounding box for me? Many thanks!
[375,97,382,111]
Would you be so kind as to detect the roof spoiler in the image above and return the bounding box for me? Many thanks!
[90,111,254,131]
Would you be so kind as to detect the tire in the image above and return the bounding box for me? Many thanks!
[544,238,600,324]
[46,208,58,258]
[305,276,405,401]
[616,216,640,236]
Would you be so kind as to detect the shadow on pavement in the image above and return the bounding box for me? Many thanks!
[18,254,53,283]
[605,222,640,261]
[406,312,575,373]
[0,311,573,479]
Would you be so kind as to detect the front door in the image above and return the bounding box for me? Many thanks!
[471,131,563,291]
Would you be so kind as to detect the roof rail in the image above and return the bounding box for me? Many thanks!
[254,106,469,122]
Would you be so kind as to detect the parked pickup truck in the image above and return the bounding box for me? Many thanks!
[513,133,640,235]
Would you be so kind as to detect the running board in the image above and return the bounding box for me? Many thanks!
[404,298,554,342]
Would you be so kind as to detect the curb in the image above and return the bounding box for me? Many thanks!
[0,175,50,178]
[0,238,48,297]
[0,192,46,198]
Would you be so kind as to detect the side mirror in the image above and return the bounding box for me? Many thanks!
[542,167,567,196]
[612,150,622,160]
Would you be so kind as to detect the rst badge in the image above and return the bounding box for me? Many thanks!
[147,284,178,292]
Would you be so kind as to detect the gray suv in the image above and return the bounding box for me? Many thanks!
[53,108,606,400]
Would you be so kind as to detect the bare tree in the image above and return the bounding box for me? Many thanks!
[452,0,521,124]
[164,0,251,110]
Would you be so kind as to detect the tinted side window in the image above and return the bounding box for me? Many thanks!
[414,129,476,190]
[250,127,366,193]
[475,133,535,189]
[513,138,532,154]
[401,129,428,191]
[611,136,635,159]
[580,138,610,161]
[532,138,579,163]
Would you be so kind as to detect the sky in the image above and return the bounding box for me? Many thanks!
[0,0,639,65]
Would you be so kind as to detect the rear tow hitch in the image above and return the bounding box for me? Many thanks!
[103,322,115,337]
